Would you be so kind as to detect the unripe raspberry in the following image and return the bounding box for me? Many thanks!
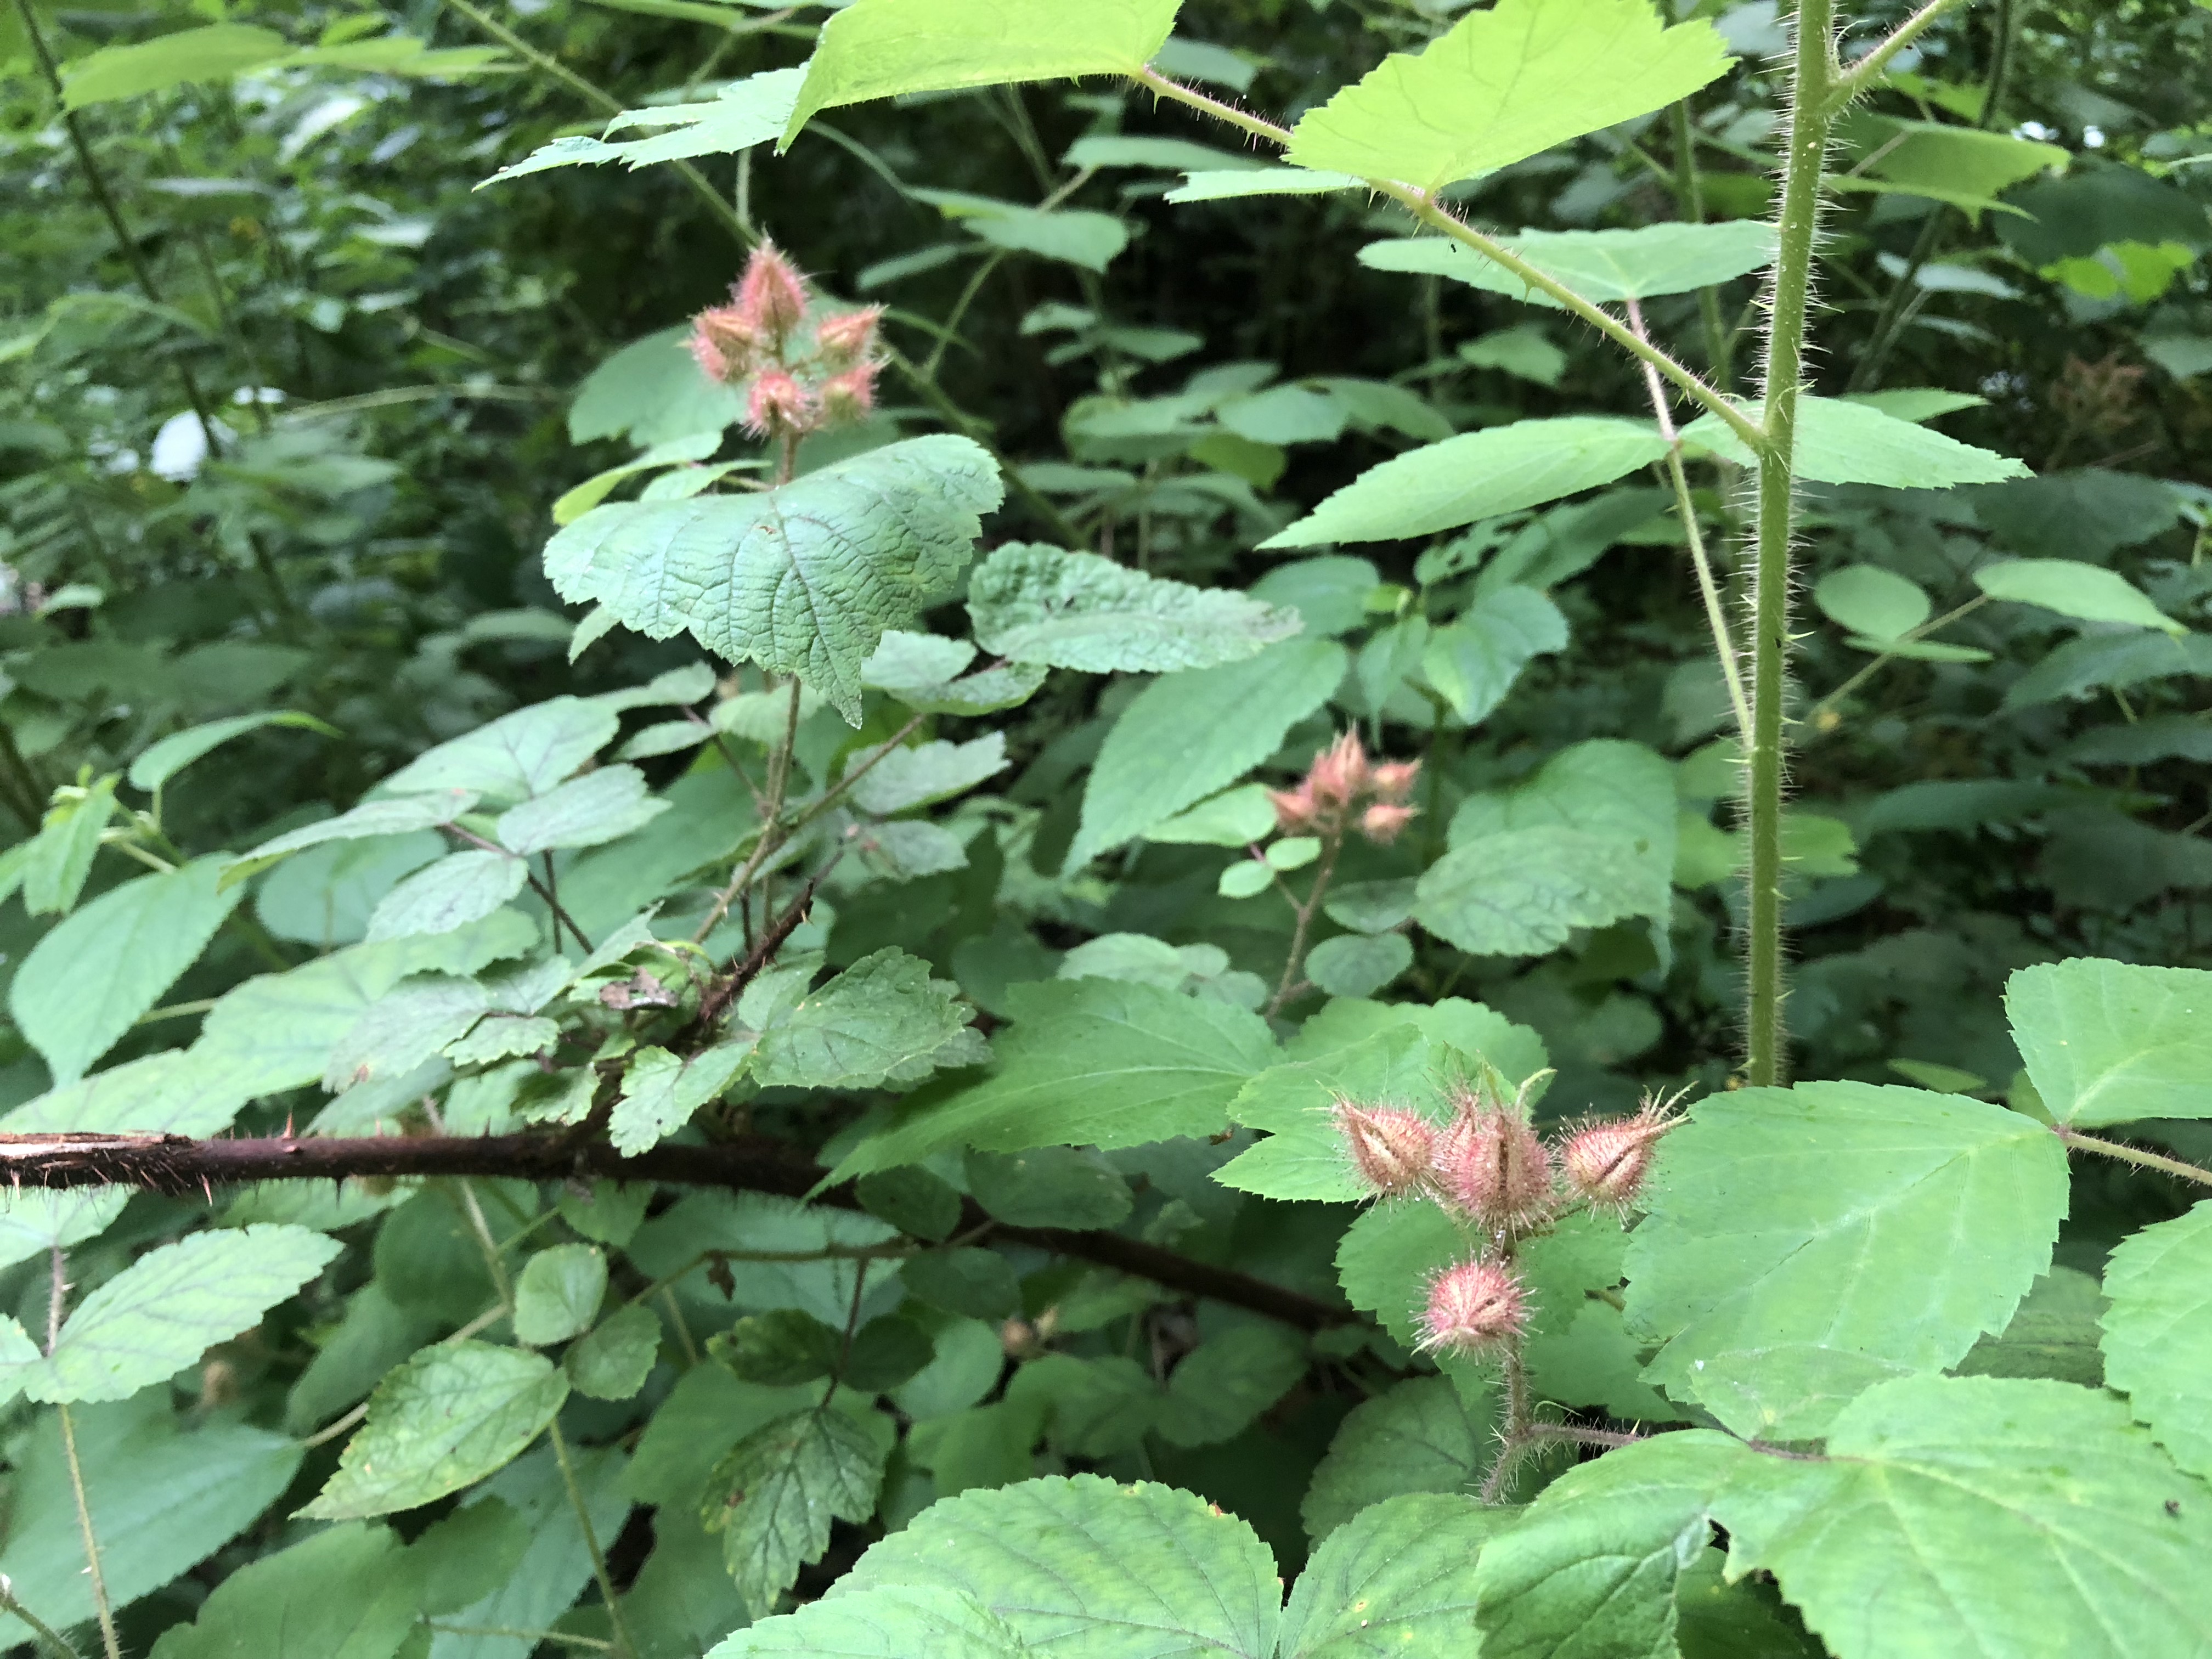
[1368,759,1421,804]
[735,239,810,340]
[819,363,879,425]
[815,306,883,364]
[1308,731,1369,809]
[1333,1099,1436,1199]
[1418,1256,1528,1357]
[744,368,812,436]
[1560,1100,1675,1213]
[1432,1102,1553,1230]
[1267,781,1318,834]
[1359,802,1417,845]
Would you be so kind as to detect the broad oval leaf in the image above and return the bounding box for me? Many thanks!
[1974,557,2182,633]
[61,24,289,109]
[2005,958,2212,1126]
[1814,565,1932,641]
[364,850,526,943]
[1280,1491,1516,1658]
[1683,395,2029,488]
[512,1243,608,1346]
[1361,219,1778,304]
[968,542,1304,672]
[1625,1082,2069,1391]
[301,1341,569,1519]
[545,435,1003,721]
[712,1585,1027,1659]
[1263,418,1668,548]
[495,764,668,854]
[785,0,1183,145]
[1413,826,1654,956]
[2101,1200,2212,1480]
[1420,586,1570,724]
[1284,0,1733,193]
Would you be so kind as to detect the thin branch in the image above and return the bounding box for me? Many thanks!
[0,1583,83,1659]
[45,1249,120,1659]
[1828,0,1979,109]
[2055,1127,2212,1190]
[549,1418,636,1659]
[0,1131,1354,1330]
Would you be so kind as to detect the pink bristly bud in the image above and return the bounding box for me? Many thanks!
[691,302,765,383]
[735,239,810,340]
[1418,1256,1529,1358]
[1333,1099,1436,1199]
[1369,759,1421,804]
[1432,1102,1554,1231]
[1307,731,1369,810]
[744,368,813,437]
[1267,781,1318,834]
[1560,1098,1678,1213]
[1359,802,1417,845]
[819,363,879,425]
[815,306,883,364]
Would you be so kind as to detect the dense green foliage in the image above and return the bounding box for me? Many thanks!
[2,0,2212,1654]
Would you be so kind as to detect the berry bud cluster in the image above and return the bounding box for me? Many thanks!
[1269,731,1420,847]
[689,240,885,442]
[1333,1075,1679,1360]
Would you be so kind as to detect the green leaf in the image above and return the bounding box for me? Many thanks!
[483,66,804,183]
[968,543,1304,672]
[839,977,1277,1176]
[834,1474,1281,1658]
[1305,931,1412,998]
[364,849,527,942]
[784,0,1183,144]
[496,764,669,854]
[1813,565,1931,641]
[1448,738,1675,928]
[1160,1323,1308,1447]
[1676,1344,1918,1442]
[904,1248,1023,1321]
[1974,557,2182,633]
[1413,827,1654,956]
[612,1042,752,1155]
[2005,958,2212,1126]
[712,1585,1028,1658]
[714,1309,845,1386]
[1624,1082,2069,1392]
[127,710,335,793]
[1144,782,1279,846]
[919,193,1133,272]
[381,695,620,804]
[1475,1431,1742,1659]
[752,948,978,1091]
[862,631,1049,716]
[513,1243,608,1346]
[21,774,118,916]
[1719,1375,2212,1659]
[1301,1376,1496,1541]
[144,1521,427,1659]
[0,1395,303,1646]
[1068,636,1348,868]
[2101,1200,2212,1479]
[546,436,1002,722]
[11,855,244,1083]
[566,1302,662,1400]
[1166,166,1364,202]
[234,788,479,872]
[303,1341,569,1520]
[1361,219,1777,305]
[702,1407,888,1613]
[30,1224,338,1405]
[1284,0,1731,193]
[1957,1265,2107,1386]
[1421,586,1571,724]
[1682,395,2028,487]
[1263,419,1668,548]
[61,24,289,109]
[1280,1491,1517,1658]
[569,328,744,449]
[1833,114,2070,213]
[845,736,1008,815]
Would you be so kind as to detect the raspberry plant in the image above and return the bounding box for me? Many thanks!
[2,0,2211,1655]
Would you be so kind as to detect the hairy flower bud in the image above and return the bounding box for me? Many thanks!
[744,368,813,436]
[819,363,879,425]
[691,302,765,383]
[1418,1256,1529,1357]
[1267,781,1318,834]
[1432,1103,1553,1229]
[1307,730,1369,809]
[1333,1099,1436,1199]
[1368,759,1421,804]
[1560,1101,1675,1212]
[735,239,810,340]
[1359,802,1417,845]
[815,306,883,364]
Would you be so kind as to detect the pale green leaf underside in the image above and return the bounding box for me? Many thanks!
[1166,166,1364,202]
[1683,395,2029,487]
[967,541,1305,672]
[1069,636,1348,868]
[1361,219,1778,305]
[1263,417,1668,548]
[2100,1200,2212,1480]
[785,0,1183,145]
[832,1474,1282,1659]
[1284,0,1733,193]
[2005,958,2212,1125]
[545,435,1003,721]
[1974,558,2181,634]
[482,67,802,184]
[1625,1082,2069,1390]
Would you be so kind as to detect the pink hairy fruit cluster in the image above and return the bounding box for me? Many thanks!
[1269,730,1420,847]
[688,240,885,441]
